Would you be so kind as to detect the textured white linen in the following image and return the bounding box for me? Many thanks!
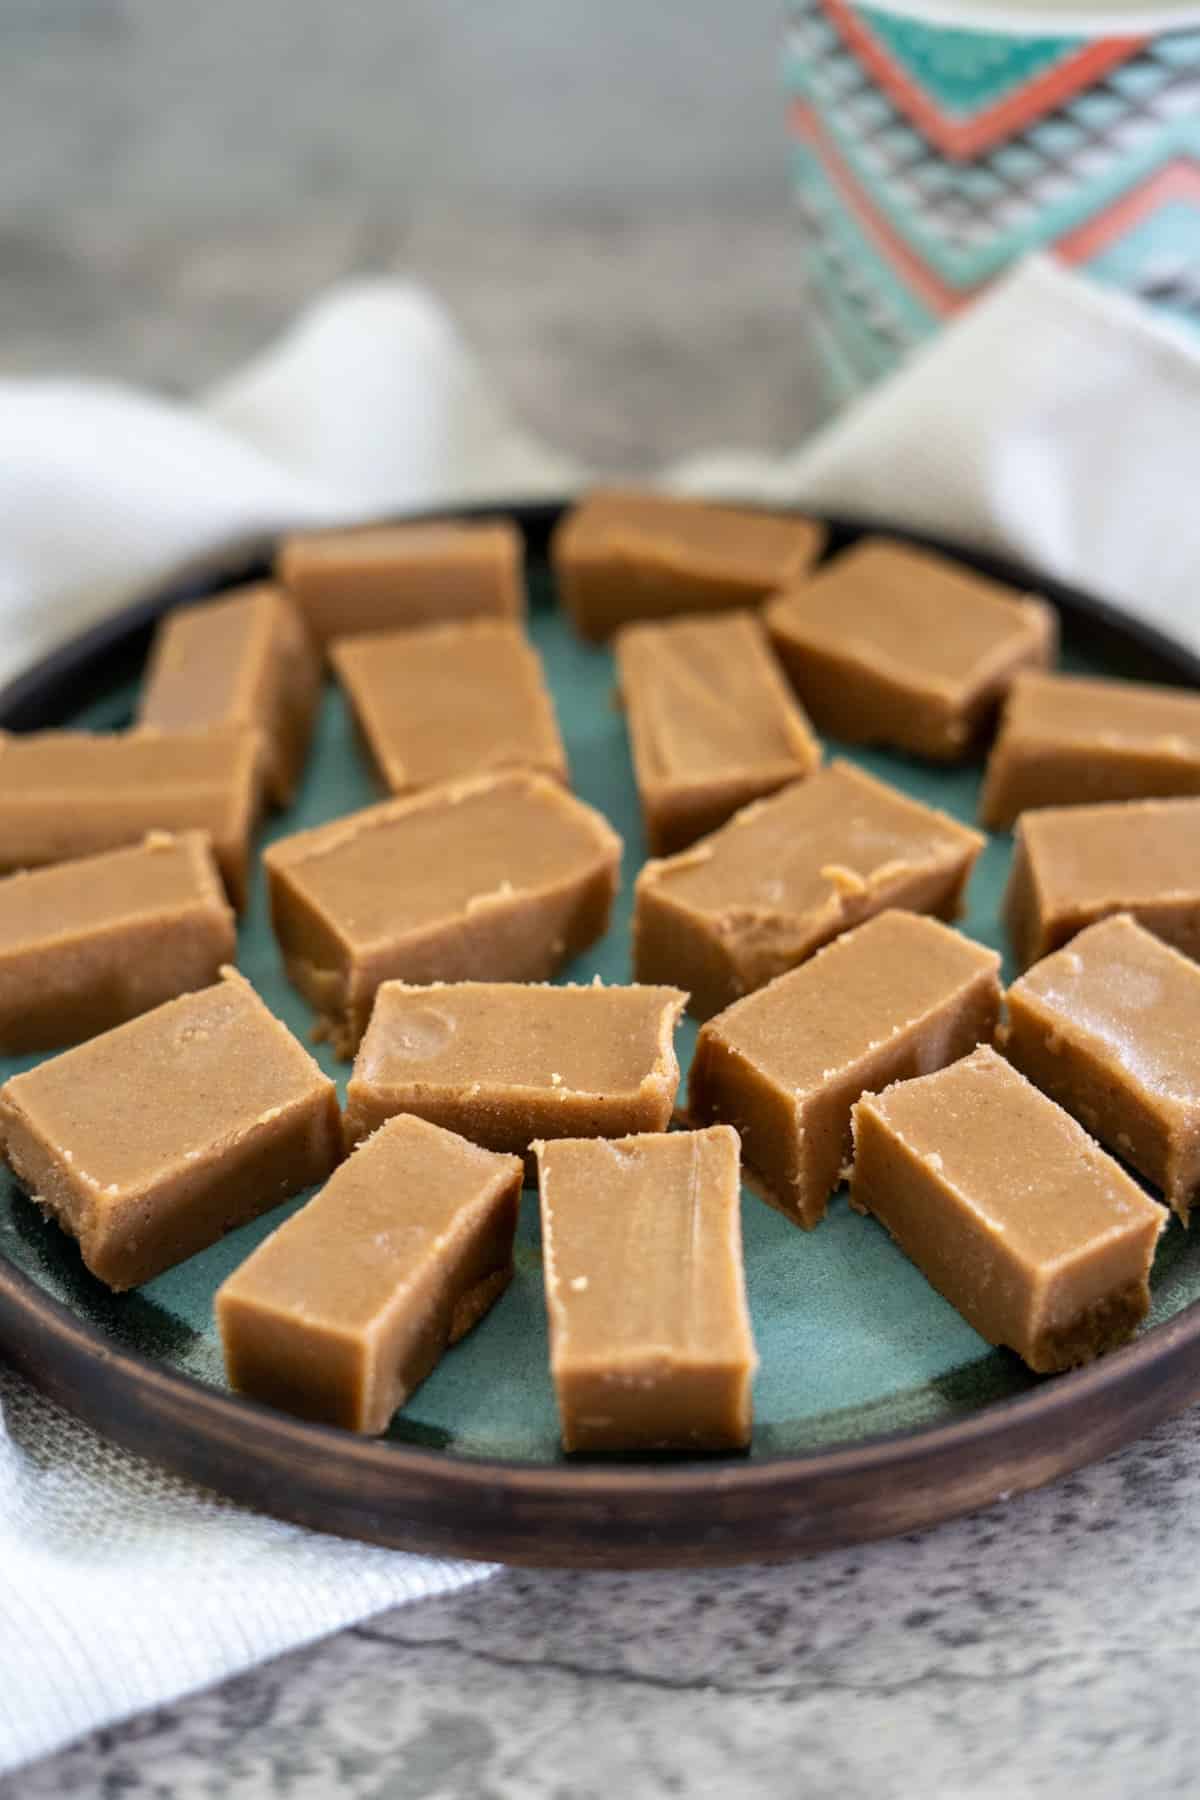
[0,280,579,693]
[0,1373,490,1774]
[670,256,1200,656]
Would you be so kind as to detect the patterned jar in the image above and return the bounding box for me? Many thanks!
[784,0,1200,398]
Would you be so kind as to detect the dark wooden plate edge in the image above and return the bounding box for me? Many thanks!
[2,501,1199,1569]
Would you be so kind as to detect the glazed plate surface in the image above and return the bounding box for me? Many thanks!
[1,507,1198,1565]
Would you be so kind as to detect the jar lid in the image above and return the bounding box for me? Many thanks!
[854,0,1200,36]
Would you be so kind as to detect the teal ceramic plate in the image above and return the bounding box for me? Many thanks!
[2,505,1199,1568]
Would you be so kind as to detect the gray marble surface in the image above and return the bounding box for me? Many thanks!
[6,1406,1200,1798]
[3,4,1200,1795]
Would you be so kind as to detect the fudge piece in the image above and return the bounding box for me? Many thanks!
[0,726,262,911]
[1004,797,1200,968]
[690,910,1000,1227]
[0,832,236,1053]
[330,619,567,795]
[633,759,984,1019]
[615,610,821,854]
[138,583,321,806]
[1002,913,1200,1222]
[0,970,341,1290]
[553,488,824,640]
[535,1126,756,1452]
[344,979,686,1163]
[277,518,524,645]
[217,1114,522,1432]
[980,670,1200,829]
[850,1045,1164,1373]
[764,538,1056,760]
[264,771,622,1056]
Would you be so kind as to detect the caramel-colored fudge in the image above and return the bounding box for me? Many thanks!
[217,1114,522,1432]
[615,611,821,854]
[344,979,686,1163]
[634,759,984,1019]
[0,970,341,1290]
[331,620,567,795]
[1004,797,1200,968]
[0,832,236,1053]
[535,1126,756,1452]
[553,488,824,641]
[138,583,321,807]
[690,910,1000,1227]
[264,772,622,1056]
[277,518,524,645]
[0,726,262,910]
[850,1045,1164,1373]
[980,670,1200,829]
[1002,913,1200,1222]
[764,539,1056,760]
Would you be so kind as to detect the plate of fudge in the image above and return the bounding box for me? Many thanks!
[0,491,1198,1567]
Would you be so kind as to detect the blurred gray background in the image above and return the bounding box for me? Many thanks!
[1,0,824,468]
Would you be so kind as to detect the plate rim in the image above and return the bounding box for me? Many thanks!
[3,501,1200,1568]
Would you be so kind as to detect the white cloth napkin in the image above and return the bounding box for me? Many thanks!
[1,249,1198,1775]
[669,255,1200,657]
[0,1373,487,1774]
[3,254,1200,701]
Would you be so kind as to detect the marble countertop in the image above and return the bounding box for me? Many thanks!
[4,3,1200,1793]
[7,1407,1200,1798]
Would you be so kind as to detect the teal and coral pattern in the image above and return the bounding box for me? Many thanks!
[784,0,1200,395]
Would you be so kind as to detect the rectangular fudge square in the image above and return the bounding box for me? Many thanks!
[0,832,236,1053]
[344,979,687,1162]
[764,538,1056,761]
[690,910,1000,1228]
[1004,797,1200,969]
[277,518,524,645]
[138,583,322,807]
[553,488,825,641]
[0,970,341,1290]
[535,1126,756,1453]
[0,725,262,911]
[1002,913,1200,1222]
[615,610,821,855]
[217,1114,522,1432]
[331,619,567,795]
[634,759,984,1019]
[264,771,622,1057]
[980,671,1200,829]
[850,1046,1164,1373]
